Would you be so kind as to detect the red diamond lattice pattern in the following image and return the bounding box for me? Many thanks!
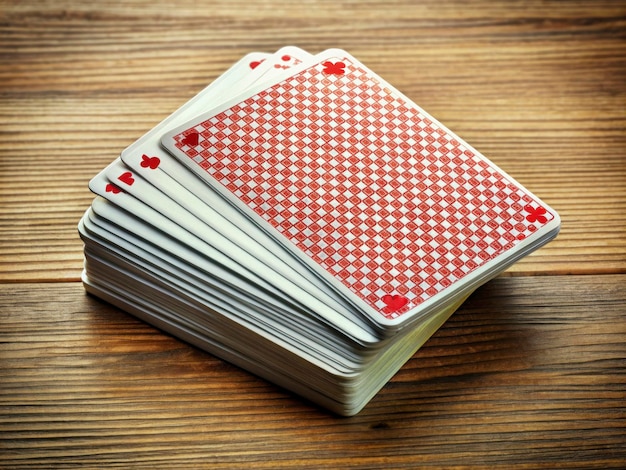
[173,57,553,319]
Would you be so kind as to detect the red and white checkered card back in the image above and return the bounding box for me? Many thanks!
[161,50,559,328]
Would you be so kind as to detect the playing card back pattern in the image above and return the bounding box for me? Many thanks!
[169,56,555,320]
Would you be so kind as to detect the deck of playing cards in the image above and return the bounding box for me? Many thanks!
[78,47,560,415]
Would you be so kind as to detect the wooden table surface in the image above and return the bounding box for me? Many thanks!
[1,1,625,468]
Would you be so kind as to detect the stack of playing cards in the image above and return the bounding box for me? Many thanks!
[78,47,560,415]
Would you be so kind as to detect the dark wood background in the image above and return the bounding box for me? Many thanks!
[1,1,625,468]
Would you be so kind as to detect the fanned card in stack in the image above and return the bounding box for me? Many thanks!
[78,47,560,416]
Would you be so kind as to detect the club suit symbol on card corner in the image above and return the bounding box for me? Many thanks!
[140,154,160,170]
[117,171,135,186]
[181,131,199,147]
[524,204,548,224]
[105,183,123,194]
[382,293,409,313]
[322,61,346,75]
[249,59,265,69]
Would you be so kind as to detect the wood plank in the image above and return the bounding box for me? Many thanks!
[1,2,625,467]
[0,0,625,281]
[1,275,625,468]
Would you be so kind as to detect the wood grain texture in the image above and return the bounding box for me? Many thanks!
[1,1,625,468]
[1,276,625,468]
[0,0,625,281]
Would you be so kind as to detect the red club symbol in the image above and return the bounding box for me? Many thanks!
[181,131,199,147]
[274,55,293,69]
[105,183,122,194]
[382,294,409,312]
[524,204,548,224]
[249,59,265,69]
[140,154,160,169]
[322,61,346,75]
[117,171,135,186]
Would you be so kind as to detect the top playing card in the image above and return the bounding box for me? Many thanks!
[161,49,560,329]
